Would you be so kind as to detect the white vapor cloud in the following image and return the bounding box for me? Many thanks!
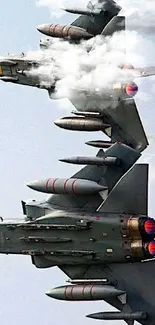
[27,31,153,107]
[118,0,155,30]
[30,0,155,112]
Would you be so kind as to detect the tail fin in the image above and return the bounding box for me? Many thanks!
[101,16,125,36]
[96,148,105,158]
[101,16,126,57]
[71,0,121,36]
[87,1,93,9]
[47,143,140,211]
[98,164,148,215]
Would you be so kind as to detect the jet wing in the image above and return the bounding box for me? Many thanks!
[106,98,149,153]
[0,56,55,90]
[0,57,41,88]
[70,95,148,153]
[60,260,155,325]
[103,260,155,325]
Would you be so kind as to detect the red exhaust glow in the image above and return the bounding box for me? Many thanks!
[147,241,155,256]
[125,82,138,97]
[144,219,155,235]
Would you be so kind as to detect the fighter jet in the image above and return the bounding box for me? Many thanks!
[0,0,121,87]
[0,142,154,325]
[0,0,152,153]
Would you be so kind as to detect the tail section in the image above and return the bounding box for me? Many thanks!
[71,0,121,36]
[98,164,148,215]
[101,16,125,36]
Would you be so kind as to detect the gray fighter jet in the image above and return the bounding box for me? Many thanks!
[0,142,155,325]
[0,0,153,152]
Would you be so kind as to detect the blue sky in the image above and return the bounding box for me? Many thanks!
[0,1,155,325]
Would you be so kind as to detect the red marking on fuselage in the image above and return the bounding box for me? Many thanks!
[71,285,75,300]
[64,179,69,193]
[82,285,86,299]
[52,178,58,193]
[64,286,68,300]
[90,285,95,300]
[45,178,51,193]
[72,179,77,195]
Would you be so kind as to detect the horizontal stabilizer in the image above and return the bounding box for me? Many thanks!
[98,164,148,215]
[134,66,155,78]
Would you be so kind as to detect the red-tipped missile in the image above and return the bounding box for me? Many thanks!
[27,178,107,195]
[45,284,125,301]
[37,24,93,40]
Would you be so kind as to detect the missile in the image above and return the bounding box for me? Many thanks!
[71,110,101,118]
[27,178,107,195]
[63,8,101,16]
[0,76,19,82]
[37,24,93,40]
[86,140,115,148]
[45,284,125,301]
[54,117,110,132]
[86,311,147,320]
[67,279,108,284]
[0,59,17,66]
[59,156,120,166]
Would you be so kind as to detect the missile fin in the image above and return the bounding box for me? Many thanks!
[104,126,112,137]
[118,292,127,305]
[96,149,105,158]
[125,320,134,325]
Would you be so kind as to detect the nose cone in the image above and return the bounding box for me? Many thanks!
[45,289,53,298]
[54,119,63,128]
[27,180,44,192]
[37,24,49,35]
[45,287,62,300]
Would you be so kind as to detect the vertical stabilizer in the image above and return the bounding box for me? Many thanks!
[102,16,125,36]
[97,164,148,215]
